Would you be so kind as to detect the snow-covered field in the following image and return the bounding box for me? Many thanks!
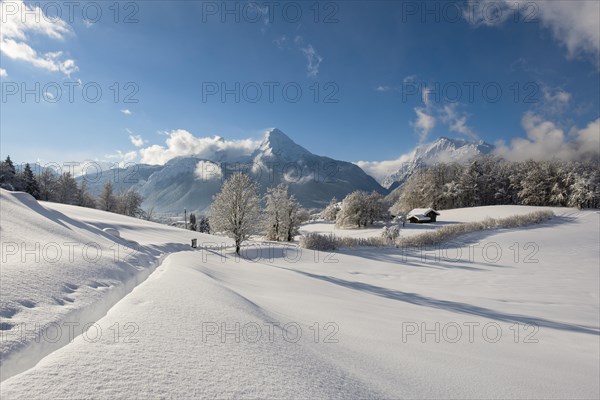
[1,190,598,398]
[300,205,571,239]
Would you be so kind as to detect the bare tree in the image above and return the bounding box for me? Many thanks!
[55,172,78,205]
[210,172,260,254]
[117,189,144,217]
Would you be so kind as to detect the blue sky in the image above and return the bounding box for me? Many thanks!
[1,0,599,169]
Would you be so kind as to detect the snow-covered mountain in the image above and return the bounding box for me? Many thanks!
[376,137,494,190]
[83,129,386,213]
[247,129,386,208]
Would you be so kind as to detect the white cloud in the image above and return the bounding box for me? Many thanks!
[494,112,600,161]
[121,109,132,115]
[441,104,478,140]
[274,35,323,78]
[412,107,436,143]
[273,35,287,49]
[538,86,572,114]
[0,68,6,77]
[463,0,600,65]
[129,135,145,147]
[532,0,599,62]
[301,44,323,77]
[376,85,392,92]
[421,87,432,107]
[104,150,139,165]
[139,129,260,165]
[355,152,416,183]
[0,0,77,75]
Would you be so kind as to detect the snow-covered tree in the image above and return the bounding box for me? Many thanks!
[336,191,369,228]
[281,194,301,242]
[568,175,594,209]
[459,160,481,207]
[391,157,598,211]
[337,191,390,228]
[263,184,301,242]
[366,191,390,224]
[210,172,260,254]
[263,184,288,241]
[320,197,339,221]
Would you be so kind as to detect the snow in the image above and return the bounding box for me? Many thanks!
[407,208,440,218]
[301,205,569,239]
[1,191,598,398]
[0,189,230,380]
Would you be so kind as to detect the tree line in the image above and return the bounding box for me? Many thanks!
[391,157,599,213]
[0,156,145,218]
[319,157,599,230]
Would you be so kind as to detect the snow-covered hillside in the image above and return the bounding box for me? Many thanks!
[1,191,598,398]
[358,137,494,190]
[0,189,230,381]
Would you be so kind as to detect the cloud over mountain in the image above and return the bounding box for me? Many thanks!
[139,129,260,165]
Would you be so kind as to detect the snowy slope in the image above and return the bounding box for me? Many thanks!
[0,189,230,380]
[1,195,598,398]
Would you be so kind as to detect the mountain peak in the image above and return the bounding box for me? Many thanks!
[256,128,311,158]
[262,128,297,148]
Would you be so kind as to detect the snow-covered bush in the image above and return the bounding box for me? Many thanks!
[496,210,554,229]
[297,208,311,224]
[381,225,400,244]
[300,232,386,250]
[300,232,338,251]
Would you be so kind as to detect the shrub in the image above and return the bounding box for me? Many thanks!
[300,232,338,251]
